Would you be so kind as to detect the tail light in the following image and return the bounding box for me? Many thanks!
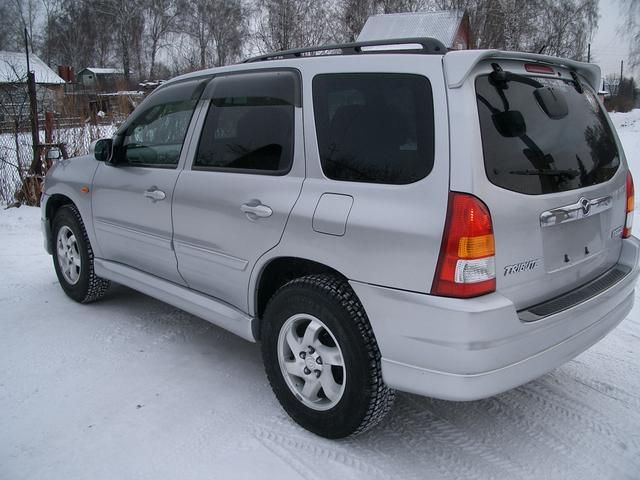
[431,192,496,298]
[623,171,634,238]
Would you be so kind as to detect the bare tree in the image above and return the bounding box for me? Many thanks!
[165,32,201,74]
[95,0,144,82]
[0,1,8,48]
[378,0,431,13]
[435,0,597,59]
[538,0,598,60]
[255,0,337,52]
[144,0,181,78]
[181,0,248,69]
[14,0,41,52]
[0,0,42,52]
[338,0,377,42]
[182,0,213,69]
[618,0,640,68]
[210,0,247,66]
[41,0,63,65]
[46,0,116,70]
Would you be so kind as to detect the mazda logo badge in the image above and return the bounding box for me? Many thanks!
[580,197,591,215]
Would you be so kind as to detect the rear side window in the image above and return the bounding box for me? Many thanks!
[476,73,619,195]
[194,71,296,174]
[313,74,434,184]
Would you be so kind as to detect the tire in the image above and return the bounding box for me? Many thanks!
[52,205,110,303]
[261,274,395,438]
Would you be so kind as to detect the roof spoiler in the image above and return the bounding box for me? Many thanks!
[444,49,601,91]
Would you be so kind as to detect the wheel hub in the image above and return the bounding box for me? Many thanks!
[304,349,323,375]
[277,314,346,411]
[56,225,81,285]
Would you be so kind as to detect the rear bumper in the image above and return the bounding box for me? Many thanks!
[350,236,640,401]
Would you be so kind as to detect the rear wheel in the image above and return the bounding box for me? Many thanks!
[52,205,110,303]
[261,274,395,438]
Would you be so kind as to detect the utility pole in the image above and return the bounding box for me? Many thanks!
[25,27,41,176]
[619,59,624,96]
[587,43,591,62]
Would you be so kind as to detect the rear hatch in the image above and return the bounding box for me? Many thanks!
[469,59,627,309]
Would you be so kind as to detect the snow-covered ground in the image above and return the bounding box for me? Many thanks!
[2,111,640,480]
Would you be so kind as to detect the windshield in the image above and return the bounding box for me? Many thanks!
[475,74,619,195]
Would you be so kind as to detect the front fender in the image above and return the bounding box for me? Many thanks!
[43,155,102,257]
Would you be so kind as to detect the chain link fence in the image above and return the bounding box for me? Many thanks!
[0,118,118,205]
[0,124,29,204]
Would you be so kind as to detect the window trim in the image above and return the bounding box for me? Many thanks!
[190,68,301,176]
[311,72,435,185]
[114,161,180,170]
[200,67,302,107]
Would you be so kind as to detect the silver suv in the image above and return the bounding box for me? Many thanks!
[41,38,640,438]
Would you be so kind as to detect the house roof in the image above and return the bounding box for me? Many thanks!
[358,10,465,47]
[0,51,65,84]
[79,67,125,75]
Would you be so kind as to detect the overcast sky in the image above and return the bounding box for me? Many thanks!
[591,0,637,80]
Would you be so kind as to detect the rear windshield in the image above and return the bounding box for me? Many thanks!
[475,73,619,195]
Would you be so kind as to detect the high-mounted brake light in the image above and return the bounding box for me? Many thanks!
[431,192,496,298]
[623,171,634,238]
[524,63,555,75]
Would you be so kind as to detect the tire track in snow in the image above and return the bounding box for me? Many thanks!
[370,398,505,480]
[523,377,640,451]
[480,393,596,479]
[414,395,564,480]
[567,373,640,410]
[396,394,553,480]
[252,431,314,480]
[501,379,640,479]
[251,417,391,479]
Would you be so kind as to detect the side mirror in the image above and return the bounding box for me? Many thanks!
[492,110,526,138]
[91,138,113,162]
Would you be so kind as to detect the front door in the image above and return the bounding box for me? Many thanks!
[92,78,205,283]
[172,70,304,311]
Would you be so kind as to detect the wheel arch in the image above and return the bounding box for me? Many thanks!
[252,256,350,339]
[44,194,76,252]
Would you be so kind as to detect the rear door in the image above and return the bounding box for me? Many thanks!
[171,70,304,312]
[451,59,627,309]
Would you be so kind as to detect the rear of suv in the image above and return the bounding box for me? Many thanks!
[41,38,639,438]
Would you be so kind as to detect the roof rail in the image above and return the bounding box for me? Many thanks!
[243,37,447,63]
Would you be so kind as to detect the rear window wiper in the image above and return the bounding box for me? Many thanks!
[509,168,579,178]
[490,63,543,90]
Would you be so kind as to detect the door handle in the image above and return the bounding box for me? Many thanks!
[241,201,272,220]
[144,188,166,201]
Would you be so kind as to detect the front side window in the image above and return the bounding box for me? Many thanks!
[117,79,203,168]
[194,71,296,174]
[313,73,435,184]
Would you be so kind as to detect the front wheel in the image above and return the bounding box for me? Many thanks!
[261,274,395,438]
[52,205,110,303]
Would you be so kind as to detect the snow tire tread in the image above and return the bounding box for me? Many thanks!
[54,205,110,303]
[264,274,395,437]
